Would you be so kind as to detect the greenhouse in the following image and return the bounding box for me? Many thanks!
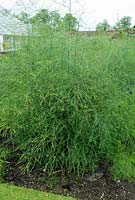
[0,6,30,52]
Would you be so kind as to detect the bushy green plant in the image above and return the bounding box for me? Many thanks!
[0,30,135,179]
[0,161,5,183]
[0,150,9,182]
[110,152,135,180]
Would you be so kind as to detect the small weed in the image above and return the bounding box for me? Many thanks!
[49,175,58,189]
[0,149,9,182]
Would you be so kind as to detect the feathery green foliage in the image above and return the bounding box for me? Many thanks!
[0,31,135,180]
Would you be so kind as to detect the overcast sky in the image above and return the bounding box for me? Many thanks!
[0,0,135,30]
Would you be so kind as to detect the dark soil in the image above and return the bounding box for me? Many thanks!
[5,161,135,200]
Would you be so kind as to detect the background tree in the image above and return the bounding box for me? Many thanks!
[49,11,61,30]
[132,25,135,31]
[62,13,78,31]
[17,11,30,24]
[29,8,78,32]
[96,19,110,32]
[115,16,132,32]
[31,9,51,26]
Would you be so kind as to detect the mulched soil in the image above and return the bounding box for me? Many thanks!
[4,161,135,200]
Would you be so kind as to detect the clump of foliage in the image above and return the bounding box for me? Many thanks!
[0,149,9,182]
[0,30,135,180]
[110,152,135,181]
[96,19,110,32]
[115,16,132,32]
[19,9,78,31]
[113,16,132,36]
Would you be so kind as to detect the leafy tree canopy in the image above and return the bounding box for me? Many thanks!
[61,13,79,31]
[115,16,132,31]
[96,19,110,32]
[16,11,30,24]
[29,9,78,31]
[49,10,61,30]
[31,9,50,26]
[132,25,135,30]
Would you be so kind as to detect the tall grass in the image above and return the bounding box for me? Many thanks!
[0,30,135,179]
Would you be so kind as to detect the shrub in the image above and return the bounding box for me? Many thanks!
[0,31,135,179]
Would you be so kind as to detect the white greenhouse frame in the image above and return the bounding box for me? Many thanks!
[0,6,31,53]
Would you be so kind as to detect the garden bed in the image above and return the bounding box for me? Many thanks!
[5,161,135,200]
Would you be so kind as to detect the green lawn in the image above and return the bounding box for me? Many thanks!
[0,184,76,200]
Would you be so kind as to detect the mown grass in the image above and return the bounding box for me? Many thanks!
[0,184,76,200]
[0,31,135,180]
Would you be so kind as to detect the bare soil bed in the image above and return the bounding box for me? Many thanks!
[5,161,135,200]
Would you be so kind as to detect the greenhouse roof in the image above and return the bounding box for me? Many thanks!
[0,6,31,35]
